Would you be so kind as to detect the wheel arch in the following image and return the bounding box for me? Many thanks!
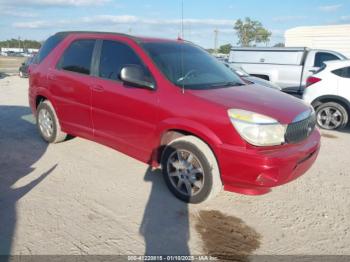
[32,87,54,113]
[152,119,222,167]
[312,95,350,114]
[36,95,47,108]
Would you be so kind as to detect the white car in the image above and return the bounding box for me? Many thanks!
[303,60,350,130]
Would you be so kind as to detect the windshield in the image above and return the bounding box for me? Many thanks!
[142,42,244,90]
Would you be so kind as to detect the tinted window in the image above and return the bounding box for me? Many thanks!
[333,67,350,78]
[314,52,340,67]
[58,39,95,75]
[142,42,243,90]
[99,40,146,81]
[36,33,66,64]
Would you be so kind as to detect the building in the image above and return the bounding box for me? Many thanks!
[0,47,39,54]
[285,24,350,58]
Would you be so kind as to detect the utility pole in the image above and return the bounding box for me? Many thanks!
[214,28,219,53]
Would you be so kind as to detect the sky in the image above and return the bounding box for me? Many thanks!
[0,0,349,48]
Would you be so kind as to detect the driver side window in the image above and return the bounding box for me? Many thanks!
[98,40,151,81]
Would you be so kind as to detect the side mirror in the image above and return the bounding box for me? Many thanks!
[120,65,155,90]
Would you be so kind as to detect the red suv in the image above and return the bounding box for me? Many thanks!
[29,32,321,203]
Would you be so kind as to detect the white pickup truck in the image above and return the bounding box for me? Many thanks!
[229,47,347,95]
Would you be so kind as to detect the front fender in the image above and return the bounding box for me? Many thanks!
[155,117,223,152]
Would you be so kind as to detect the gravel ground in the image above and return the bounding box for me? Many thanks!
[0,56,26,75]
[0,75,349,258]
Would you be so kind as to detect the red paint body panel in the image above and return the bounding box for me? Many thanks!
[219,130,320,195]
[188,85,309,124]
[28,32,321,196]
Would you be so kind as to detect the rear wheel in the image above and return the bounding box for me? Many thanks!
[316,102,348,130]
[161,136,222,204]
[36,100,67,143]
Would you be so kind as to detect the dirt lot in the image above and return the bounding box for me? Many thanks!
[0,75,349,258]
[0,56,26,76]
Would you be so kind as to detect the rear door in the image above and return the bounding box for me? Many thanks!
[49,38,96,138]
[91,38,159,163]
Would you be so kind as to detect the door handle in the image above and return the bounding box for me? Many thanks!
[91,84,104,92]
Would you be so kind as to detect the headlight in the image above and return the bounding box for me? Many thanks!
[228,109,287,146]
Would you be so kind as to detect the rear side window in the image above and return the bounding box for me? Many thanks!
[58,39,95,75]
[333,67,350,78]
[314,52,340,68]
[98,40,147,81]
[35,33,66,64]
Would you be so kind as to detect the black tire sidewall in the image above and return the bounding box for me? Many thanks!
[161,141,213,204]
[36,102,58,143]
[316,102,348,130]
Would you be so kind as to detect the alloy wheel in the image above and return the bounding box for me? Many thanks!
[38,108,54,138]
[166,149,205,197]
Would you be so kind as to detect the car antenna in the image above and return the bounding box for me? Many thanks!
[180,0,185,94]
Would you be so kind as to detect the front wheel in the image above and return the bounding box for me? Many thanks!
[316,102,348,130]
[161,136,222,204]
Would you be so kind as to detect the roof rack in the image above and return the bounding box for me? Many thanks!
[53,31,138,41]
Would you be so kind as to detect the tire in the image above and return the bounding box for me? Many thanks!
[315,102,348,130]
[36,100,67,143]
[161,136,222,204]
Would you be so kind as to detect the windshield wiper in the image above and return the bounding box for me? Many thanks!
[209,81,245,88]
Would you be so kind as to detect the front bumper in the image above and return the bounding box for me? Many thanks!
[217,129,321,195]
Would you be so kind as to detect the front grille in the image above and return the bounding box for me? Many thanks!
[285,113,316,144]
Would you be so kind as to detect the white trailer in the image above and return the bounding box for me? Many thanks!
[285,24,350,58]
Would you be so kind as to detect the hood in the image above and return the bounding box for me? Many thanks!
[188,84,311,124]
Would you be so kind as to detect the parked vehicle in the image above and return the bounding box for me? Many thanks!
[303,60,350,130]
[229,47,347,95]
[29,32,320,203]
[226,63,282,91]
[5,51,16,56]
[22,52,34,57]
[19,56,35,78]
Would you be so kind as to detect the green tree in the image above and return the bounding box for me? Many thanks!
[234,17,271,47]
[206,48,215,54]
[0,39,41,49]
[218,44,232,54]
